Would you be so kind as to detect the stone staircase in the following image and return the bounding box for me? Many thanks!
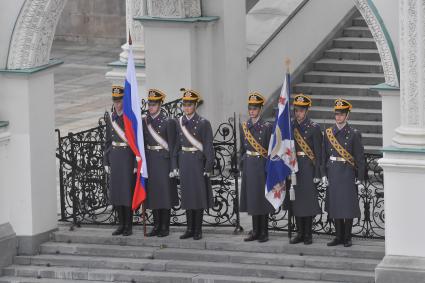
[0,226,384,283]
[289,14,384,152]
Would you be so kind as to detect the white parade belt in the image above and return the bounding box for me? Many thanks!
[147,145,164,150]
[182,146,199,152]
[330,156,347,162]
[246,150,262,157]
[112,141,128,147]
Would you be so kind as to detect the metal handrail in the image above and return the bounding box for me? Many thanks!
[247,0,310,64]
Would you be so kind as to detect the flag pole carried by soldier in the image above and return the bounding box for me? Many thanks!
[240,92,274,243]
[104,85,136,237]
[143,89,179,237]
[173,88,214,241]
[322,99,365,248]
[290,94,322,245]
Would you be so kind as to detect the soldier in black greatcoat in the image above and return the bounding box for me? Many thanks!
[173,89,214,240]
[240,92,274,243]
[104,86,136,236]
[322,99,365,247]
[143,89,179,237]
[290,94,322,245]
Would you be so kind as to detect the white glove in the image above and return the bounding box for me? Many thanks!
[203,172,211,178]
[321,176,329,187]
[104,166,111,174]
[313,178,321,184]
[355,178,361,185]
[169,169,179,178]
[133,168,137,174]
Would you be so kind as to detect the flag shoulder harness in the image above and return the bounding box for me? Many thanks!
[325,127,355,167]
[242,122,268,158]
[145,117,169,151]
[179,116,203,152]
[109,112,128,144]
[293,128,315,162]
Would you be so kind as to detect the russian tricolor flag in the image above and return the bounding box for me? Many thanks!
[123,40,148,211]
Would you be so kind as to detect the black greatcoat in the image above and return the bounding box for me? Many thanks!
[143,112,179,209]
[104,112,136,206]
[174,113,215,210]
[239,118,275,215]
[322,123,365,219]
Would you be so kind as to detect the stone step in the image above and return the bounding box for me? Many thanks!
[313,59,383,73]
[0,276,320,283]
[3,261,375,283]
[303,71,384,85]
[324,48,381,61]
[52,228,385,260]
[298,94,381,109]
[352,17,368,27]
[38,243,379,272]
[293,83,379,97]
[0,277,109,283]
[307,106,382,122]
[343,26,373,38]
[333,37,377,49]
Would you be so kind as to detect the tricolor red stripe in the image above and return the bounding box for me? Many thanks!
[122,45,148,211]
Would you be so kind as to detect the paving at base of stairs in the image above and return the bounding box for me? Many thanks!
[0,225,384,283]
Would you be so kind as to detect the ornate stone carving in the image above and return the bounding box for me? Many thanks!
[147,0,201,18]
[353,0,400,88]
[7,0,67,70]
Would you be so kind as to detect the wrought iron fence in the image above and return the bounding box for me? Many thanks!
[269,153,385,239]
[56,99,241,230]
[56,101,384,238]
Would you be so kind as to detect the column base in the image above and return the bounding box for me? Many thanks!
[376,255,425,283]
[105,61,147,96]
[392,126,425,148]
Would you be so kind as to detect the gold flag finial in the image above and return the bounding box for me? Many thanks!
[285,58,291,73]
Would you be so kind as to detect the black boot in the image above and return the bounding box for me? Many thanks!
[327,219,343,246]
[180,210,194,239]
[112,206,125,236]
[158,209,171,237]
[146,209,160,237]
[244,215,260,241]
[122,206,133,236]
[303,216,313,245]
[290,217,305,244]
[193,209,203,240]
[343,219,353,247]
[258,215,269,243]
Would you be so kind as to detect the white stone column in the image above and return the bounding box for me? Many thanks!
[106,0,147,98]
[0,122,11,226]
[120,0,147,64]
[0,62,60,255]
[371,84,400,147]
[376,1,425,282]
[392,0,425,148]
[138,0,247,129]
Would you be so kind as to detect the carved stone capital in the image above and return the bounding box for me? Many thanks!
[7,0,67,70]
[147,0,201,18]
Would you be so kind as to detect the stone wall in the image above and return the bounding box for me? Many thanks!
[55,0,126,45]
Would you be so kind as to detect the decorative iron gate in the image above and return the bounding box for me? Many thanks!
[269,154,384,239]
[56,100,384,238]
[56,99,242,230]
